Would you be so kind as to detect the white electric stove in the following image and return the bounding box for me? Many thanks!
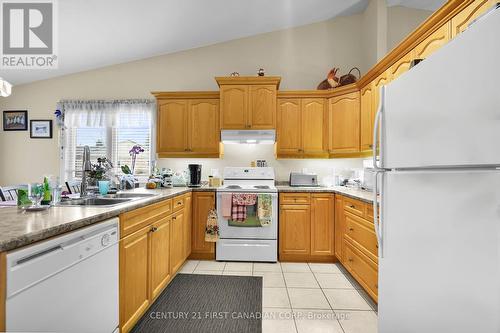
[216,167,278,262]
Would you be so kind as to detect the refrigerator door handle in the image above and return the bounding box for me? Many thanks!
[372,86,385,170]
[373,170,384,258]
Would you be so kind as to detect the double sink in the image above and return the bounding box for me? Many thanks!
[57,192,156,207]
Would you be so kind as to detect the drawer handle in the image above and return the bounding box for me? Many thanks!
[177,202,182,205]
[349,205,356,209]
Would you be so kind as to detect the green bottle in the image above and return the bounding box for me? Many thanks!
[41,177,52,205]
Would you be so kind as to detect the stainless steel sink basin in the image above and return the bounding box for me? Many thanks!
[103,193,156,199]
[58,197,133,206]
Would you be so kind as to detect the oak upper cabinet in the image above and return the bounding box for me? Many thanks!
[183,193,192,260]
[334,195,344,263]
[153,92,220,158]
[414,22,450,60]
[216,76,281,130]
[360,84,374,152]
[389,51,413,81]
[188,99,220,154]
[310,194,334,257]
[276,97,328,158]
[277,99,302,156]
[249,85,277,128]
[302,99,328,157]
[329,91,361,156]
[170,209,185,274]
[149,216,172,300]
[279,204,311,256]
[219,85,248,128]
[157,100,188,153]
[120,226,150,333]
[190,191,216,259]
[451,0,496,37]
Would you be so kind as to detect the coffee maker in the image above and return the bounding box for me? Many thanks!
[188,164,202,188]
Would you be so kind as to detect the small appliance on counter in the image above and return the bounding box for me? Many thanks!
[161,168,173,188]
[188,164,202,188]
[289,172,319,187]
[362,159,376,192]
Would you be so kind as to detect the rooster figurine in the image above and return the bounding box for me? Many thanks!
[317,68,340,90]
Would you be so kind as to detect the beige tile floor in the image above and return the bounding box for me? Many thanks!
[179,260,378,333]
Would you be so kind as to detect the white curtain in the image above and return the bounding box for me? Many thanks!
[59,99,155,128]
[58,99,156,182]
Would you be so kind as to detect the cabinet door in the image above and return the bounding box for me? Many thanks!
[451,0,495,38]
[360,85,374,152]
[389,51,413,81]
[191,192,215,256]
[249,85,276,129]
[414,22,450,60]
[220,85,248,129]
[157,100,188,153]
[170,209,185,274]
[150,216,171,300]
[183,193,192,259]
[311,194,334,256]
[302,98,328,157]
[120,227,150,333]
[188,99,219,154]
[276,99,302,157]
[329,92,360,154]
[279,204,311,255]
[334,195,344,262]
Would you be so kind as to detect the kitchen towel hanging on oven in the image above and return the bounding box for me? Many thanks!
[231,193,257,222]
[257,194,272,226]
[205,209,219,242]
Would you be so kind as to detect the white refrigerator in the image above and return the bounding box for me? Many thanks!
[373,4,500,333]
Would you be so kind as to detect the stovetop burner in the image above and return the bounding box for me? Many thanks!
[253,185,270,189]
[225,185,242,189]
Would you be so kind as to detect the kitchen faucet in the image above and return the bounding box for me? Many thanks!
[80,145,92,197]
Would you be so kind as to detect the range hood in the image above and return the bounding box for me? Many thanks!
[221,130,275,144]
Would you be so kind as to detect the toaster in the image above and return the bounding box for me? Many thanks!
[289,172,319,187]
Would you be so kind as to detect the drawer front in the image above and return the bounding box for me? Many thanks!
[120,199,172,237]
[172,195,185,212]
[343,197,365,218]
[344,212,378,263]
[280,193,311,205]
[344,239,378,301]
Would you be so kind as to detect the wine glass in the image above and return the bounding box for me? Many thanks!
[29,183,43,207]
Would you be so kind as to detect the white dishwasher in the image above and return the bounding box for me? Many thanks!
[6,218,119,333]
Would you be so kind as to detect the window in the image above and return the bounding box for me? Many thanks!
[61,100,154,182]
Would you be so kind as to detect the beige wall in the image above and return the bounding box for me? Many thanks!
[387,6,433,51]
[0,14,367,185]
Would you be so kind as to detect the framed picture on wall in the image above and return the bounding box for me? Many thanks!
[30,120,53,139]
[3,110,28,131]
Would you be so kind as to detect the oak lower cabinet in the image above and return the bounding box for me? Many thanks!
[153,92,220,158]
[120,226,150,333]
[183,193,192,259]
[119,195,189,333]
[335,194,378,302]
[190,191,216,260]
[170,209,185,274]
[279,193,335,262]
[150,216,172,300]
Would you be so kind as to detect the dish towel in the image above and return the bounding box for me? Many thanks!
[257,194,272,226]
[231,193,257,222]
[221,193,232,219]
[205,209,219,242]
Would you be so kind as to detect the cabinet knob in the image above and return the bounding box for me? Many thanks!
[369,144,373,148]
[151,226,158,232]
[348,258,353,262]
[173,216,177,220]
[349,227,354,231]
